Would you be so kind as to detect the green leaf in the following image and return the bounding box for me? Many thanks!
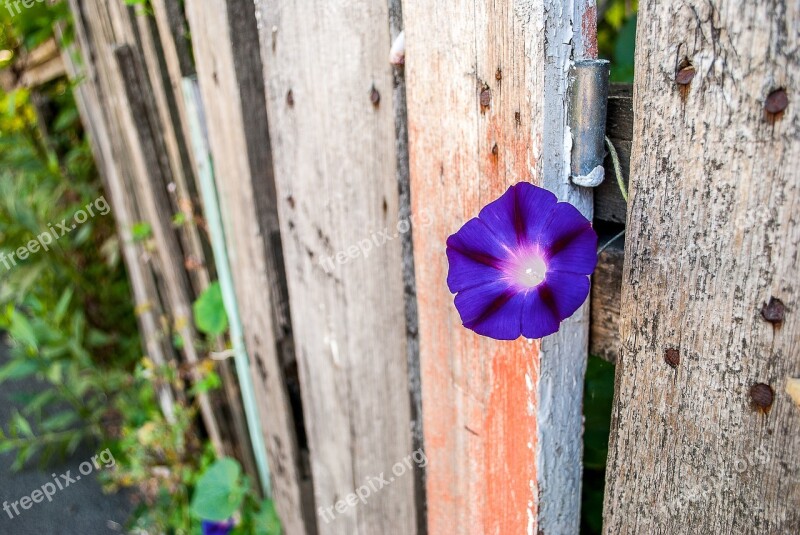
[9,311,38,349]
[52,106,79,132]
[191,370,221,396]
[193,282,228,336]
[254,500,282,535]
[0,358,38,382]
[40,411,78,432]
[131,221,152,241]
[53,287,74,324]
[86,328,114,347]
[12,411,33,438]
[190,457,245,521]
[24,389,56,414]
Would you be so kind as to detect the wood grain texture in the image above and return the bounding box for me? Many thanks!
[604,1,800,533]
[183,1,315,532]
[62,2,178,422]
[403,1,595,533]
[590,242,623,363]
[112,43,224,454]
[67,0,248,459]
[253,0,417,533]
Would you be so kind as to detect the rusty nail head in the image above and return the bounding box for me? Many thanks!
[750,383,774,411]
[480,86,491,107]
[761,297,785,324]
[491,143,498,156]
[370,86,380,106]
[286,89,294,107]
[664,348,680,369]
[495,68,502,81]
[765,89,788,114]
[676,66,696,85]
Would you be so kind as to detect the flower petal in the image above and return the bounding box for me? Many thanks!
[521,272,590,338]
[521,287,561,339]
[446,216,510,293]
[538,202,593,258]
[547,224,598,275]
[446,247,504,293]
[478,183,558,248]
[447,217,509,263]
[453,281,524,340]
[545,271,591,320]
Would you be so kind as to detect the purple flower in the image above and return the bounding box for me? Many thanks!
[202,519,234,535]
[446,182,597,340]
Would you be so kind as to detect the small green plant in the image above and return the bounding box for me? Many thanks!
[191,457,281,535]
[193,281,228,337]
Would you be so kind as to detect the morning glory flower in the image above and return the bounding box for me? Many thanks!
[446,182,597,340]
[202,519,234,535]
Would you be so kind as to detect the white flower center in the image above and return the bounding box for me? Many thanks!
[514,254,547,288]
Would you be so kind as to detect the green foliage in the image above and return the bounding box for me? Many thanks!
[581,355,616,534]
[190,457,281,535]
[193,281,228,336]
[131,221,153,241]
[597,0,638,83]
[0,71,139,466]
[191,458,246,521]
[0,1,71,50]
[124,0,154,17]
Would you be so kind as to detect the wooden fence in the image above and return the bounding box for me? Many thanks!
[62,0,798,533]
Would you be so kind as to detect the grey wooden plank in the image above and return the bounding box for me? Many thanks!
[254,0,418,533]
[183,0,316,532]
[604,1,800,532]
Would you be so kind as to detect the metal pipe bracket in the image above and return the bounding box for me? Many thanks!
[568,59,610,187]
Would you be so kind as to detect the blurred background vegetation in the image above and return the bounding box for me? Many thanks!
[0,0,636,533]
[0,2,277,534]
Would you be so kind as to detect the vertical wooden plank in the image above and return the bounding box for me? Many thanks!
[253,0,417,533]
[183,1,315,533]
[112,43,224,455]
[403,0,596,533]
[134,0,262,488]
[60,2,177,422]
[388,3,428,533]
[604,1,799,533]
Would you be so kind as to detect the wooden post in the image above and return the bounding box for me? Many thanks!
[183,1,317,533]
[59,5,177,423]
[253,0,418,533]
[403,1,597,533]
[603,1,800,533]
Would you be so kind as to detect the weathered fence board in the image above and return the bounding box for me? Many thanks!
[253,0,418,533]
[183,0,315,532]
[61,5,177,422]
[404,1,597,532]
[65,0,261,467]
[604,1,799,533]
[590,241,623,363]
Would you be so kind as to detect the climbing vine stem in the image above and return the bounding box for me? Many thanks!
[597,136,628,255]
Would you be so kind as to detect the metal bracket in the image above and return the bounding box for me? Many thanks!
[568,59,610,187]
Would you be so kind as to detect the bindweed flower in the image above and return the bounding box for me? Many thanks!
[446,182,597,340]
[202,519,235,535]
